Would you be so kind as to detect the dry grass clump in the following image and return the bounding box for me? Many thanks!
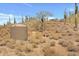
[75,39,79,42]
[11,40,33,56]
[55,30,60,33]
[29,38,44,44]
[28,31,44,44]
[3,39,16,49]
[14,41,26,52]
[58,40,69,47]
[15,51,26,56]
[49,36,54,39]
[61,33,66,36]
[32,43,38,48]
[43,47,56,56]
[30,48,44,56]
[0,27,10,39]
[0,40,6,46]
[0,46,16,56]
[6,42,15,49]
[50,33,62,40]
[50,41,55,46]
[67,52,77,56]
[68,33,73,36]
[58,40,74,47]
[67,46,79,52]
[25,44,33,53]
[66,30,70,33]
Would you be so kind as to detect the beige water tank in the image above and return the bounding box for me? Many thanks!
[10,24,27,40]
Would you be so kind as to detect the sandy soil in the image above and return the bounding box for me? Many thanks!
[0,21,79,56]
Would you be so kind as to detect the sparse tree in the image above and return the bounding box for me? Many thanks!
[74,3,78,28]
[64,9,67,24]
[36,11,52,31]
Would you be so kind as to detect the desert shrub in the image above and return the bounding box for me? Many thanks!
[25,48,32,53]
[50,41,55,46]
[5,39,16,49]
[66,30,70,33]
[15,51,26,56]
[75,39,79,42]
[58,40,74,47]
[77,43,79,46]
[55,30,60,33]
[43,47,56,56]
[36,36,40,39]
[67,46,79,52]
[0,41,6,46]
[68,33,72,36]
[6,42,15,49]
[29,37,45,45]
[43,34,45,37]
[61,33,66,36]
[41,40,46,43]
[49,35,59,40]
[53,37,59,40]
[0,38,3,42]
[58,40,68,47]
[68,52,77,56]
[24,46,33,53]
[58,36,62,39]
[49,36,54,39]
[32,44,38,48]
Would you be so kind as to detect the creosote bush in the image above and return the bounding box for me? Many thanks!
[67,46,79,52]
[43,47,56,56]
[50,41,55,46]
[58,40,74,47]
[58,40,68,47]
[75,39,79,42]
[68,52,77,56]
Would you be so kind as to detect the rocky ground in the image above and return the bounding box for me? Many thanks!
[0,21,79,56]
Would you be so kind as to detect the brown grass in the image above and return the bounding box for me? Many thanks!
[0,20,78,56]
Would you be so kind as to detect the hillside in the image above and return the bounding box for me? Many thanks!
[0,20,79,56]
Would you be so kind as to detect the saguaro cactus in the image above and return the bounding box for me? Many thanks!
[69,11,72,23]
[22,16,24,24]
[74,3,78,28]
[4,23,6,27]
[64,9,67,24]
[14,17,16,24]
[9,16,11,24]
[25,16,29,21]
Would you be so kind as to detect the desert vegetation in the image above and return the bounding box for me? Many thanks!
[0,3,79,56]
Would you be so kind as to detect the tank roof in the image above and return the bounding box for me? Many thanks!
[12,24,26,27]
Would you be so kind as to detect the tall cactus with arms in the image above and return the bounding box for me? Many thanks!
[74,3,78,28]
[64,9,67,24]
